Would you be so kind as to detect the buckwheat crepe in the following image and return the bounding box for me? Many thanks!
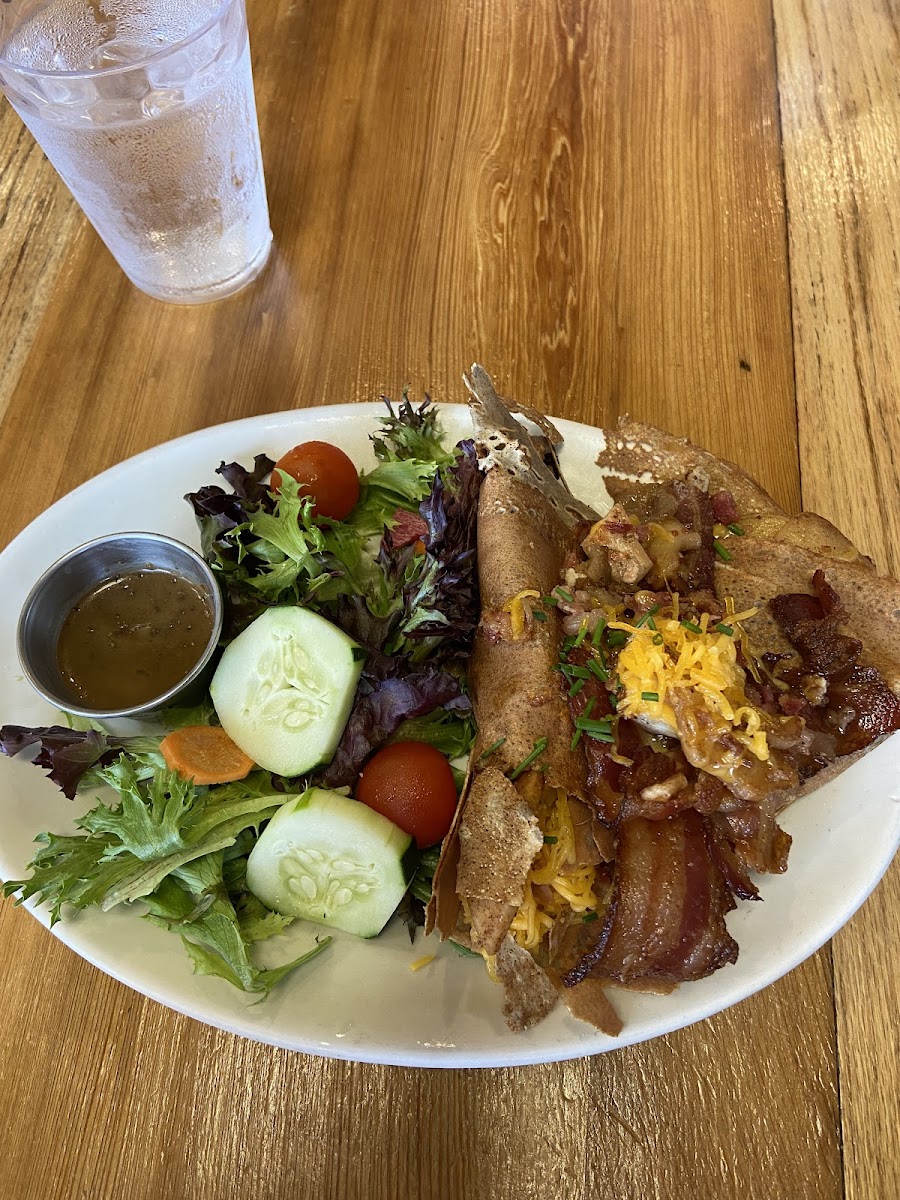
[428,374,900,1035]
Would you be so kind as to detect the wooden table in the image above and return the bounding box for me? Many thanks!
[1,2,897,1197]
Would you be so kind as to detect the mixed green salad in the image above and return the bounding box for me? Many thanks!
[0,399,480,997]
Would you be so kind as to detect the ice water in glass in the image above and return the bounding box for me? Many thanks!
[0,0,273,303]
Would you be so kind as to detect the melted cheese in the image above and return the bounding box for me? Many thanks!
[612,610,769,760]
[510,791,597,951]
[503,589,541,640]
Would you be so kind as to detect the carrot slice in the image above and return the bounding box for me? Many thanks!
[160,725,255,785]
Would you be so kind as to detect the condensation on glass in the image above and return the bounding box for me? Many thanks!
[0,0,273,303]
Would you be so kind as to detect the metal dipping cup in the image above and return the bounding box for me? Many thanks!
[0,0,272,304]
[17,532,224,721]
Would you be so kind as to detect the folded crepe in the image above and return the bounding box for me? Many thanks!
[428,377,900,1036]
[428,366,624,1033]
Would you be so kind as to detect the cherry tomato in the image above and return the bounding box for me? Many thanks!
[356,741,458,849]
[385,509,429,551]
[271,440,360,520]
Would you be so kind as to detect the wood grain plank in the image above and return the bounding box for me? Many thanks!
[1,0,800,527]
[774,0,900,569]
[0,895,840,1200]
[0,2,845,1199]
[0,119,83,423]
[774,1,900,1197]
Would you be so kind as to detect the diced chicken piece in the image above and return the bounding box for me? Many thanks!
[582,505,652,586]
[800,673,828,707]
[640,772,689,805]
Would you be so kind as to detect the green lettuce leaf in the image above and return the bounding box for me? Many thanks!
[370,394,455,466]
[3,763,285,919]
[144,852,329,996]
[389,707,475,759]
[348,459,440,539]
[161,697,218,730]
[235,893,296,944]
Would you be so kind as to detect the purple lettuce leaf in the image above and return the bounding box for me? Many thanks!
[186,454,276,517]
[332,593,403,656]
[401,438,481,656]
[184,454,276,564]
[216,456,277,505]
[0,726,124,800]
[318,660,470,788]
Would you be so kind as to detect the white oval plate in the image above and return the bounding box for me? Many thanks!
[1,403,899,1068]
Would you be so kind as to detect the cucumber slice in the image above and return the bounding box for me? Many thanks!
[246,787,413,937]
[209,606,363,777]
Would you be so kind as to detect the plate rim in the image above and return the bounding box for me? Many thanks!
[1,401,899,1068]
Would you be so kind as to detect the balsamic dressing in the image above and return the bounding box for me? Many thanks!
[56,570,214,710]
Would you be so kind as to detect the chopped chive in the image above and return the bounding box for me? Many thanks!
[507,737,549,781]
[554,587,574,602]
[582,911,599,923]
[641,691,660,702]
[587,659,610,683]
[533,609,547,622]
[681,619,702,634]
[563,635,577,650]
[715,622,734,636]
[563,665,591,679]
[590,618,607,646]
[543,835,558,845]
[570,729,583,750]
[478,737,506,762]
[606,630,628,647]
[727,523,745,536]
[542,594,559,606]
[608,693,618,711]
[652,633,664,645]
[568,678,586,697]
[586,730,616,743]
[713,539,733,562]
[634,605,660,629]
[582,698,596,721]
[574,716,613,733]
[573,623,589,649]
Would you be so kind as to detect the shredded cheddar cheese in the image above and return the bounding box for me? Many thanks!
[610,607,769,760]
[510,790,598,951]
[609,751,635,766]
[503,589,541,639]
[409,954,436,972]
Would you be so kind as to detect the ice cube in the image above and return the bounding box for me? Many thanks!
[140,87,184,118]
[40,76,92,107]
[146,47,197,88]
[89,40,151,69]
[87,96,142,125]
[0,69,48,113]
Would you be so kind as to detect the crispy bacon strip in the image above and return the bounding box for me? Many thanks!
[562,811,738,987]
[705,813,761,900]
[771,569,900,754]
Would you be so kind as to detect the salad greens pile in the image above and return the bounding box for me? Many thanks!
[0,397,480,997]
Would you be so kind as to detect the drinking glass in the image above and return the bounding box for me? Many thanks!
[0,0,273,304]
